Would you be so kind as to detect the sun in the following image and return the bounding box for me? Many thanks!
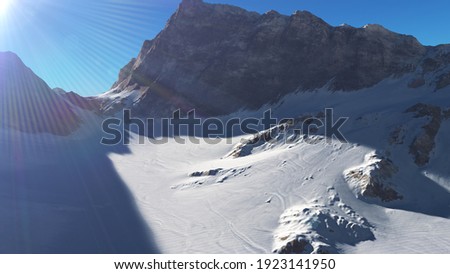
[0,0,11,14]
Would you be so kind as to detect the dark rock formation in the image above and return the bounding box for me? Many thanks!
[189,168,223,177]
[105,0,432,117]
[406,103,443,166]
[408,45,450,90]
[345,152,402,202]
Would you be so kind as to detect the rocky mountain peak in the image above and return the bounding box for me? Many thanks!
[179,0,205,10]
[0,51,22,66]
[291,10,329,25]
[0,52,80,135]
[363,23,389,32]
[104,1,445,118]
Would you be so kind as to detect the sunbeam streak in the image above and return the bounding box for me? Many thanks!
[0,0,11,14]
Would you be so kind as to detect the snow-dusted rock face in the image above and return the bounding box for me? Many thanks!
[409,45,450,90]
[273,202,374,254]
[225,123,292,158]
[225,112,327,158]
[104,0,433,117]
[406,103,448,166]
[172,166,252,190]
[0,52,81,135]
[345,152,402,202]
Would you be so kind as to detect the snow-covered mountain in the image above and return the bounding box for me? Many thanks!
[1,0,450,254]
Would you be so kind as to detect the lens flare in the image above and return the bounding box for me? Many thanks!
[0,0,11,14]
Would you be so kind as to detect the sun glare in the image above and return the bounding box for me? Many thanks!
[0,0,11,14]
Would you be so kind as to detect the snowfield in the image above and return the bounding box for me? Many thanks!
[106,76,450,253]
[1,75,450,253]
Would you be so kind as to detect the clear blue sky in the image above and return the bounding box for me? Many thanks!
[1,0,449,96]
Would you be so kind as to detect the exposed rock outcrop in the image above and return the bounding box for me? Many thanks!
[273,204,374,254]
[406,103,443,166]
[415,45,450,90]
[172,166,251,190]
[344,152,402,202]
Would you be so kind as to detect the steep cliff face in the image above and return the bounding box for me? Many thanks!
[0,52,80,135]
[105,0,432,117]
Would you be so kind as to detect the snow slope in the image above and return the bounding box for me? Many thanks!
[103,76,450,253]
